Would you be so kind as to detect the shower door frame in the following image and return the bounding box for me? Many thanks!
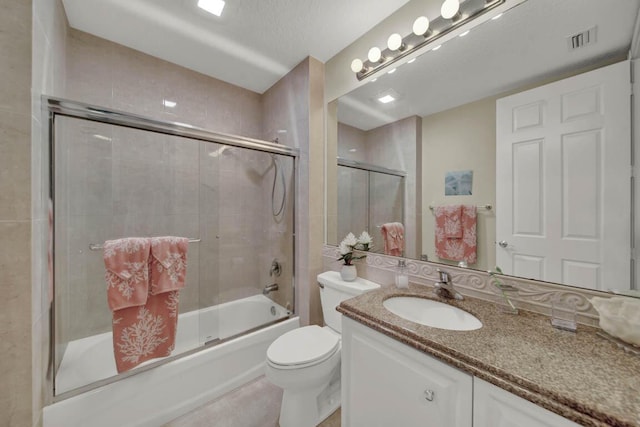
[337,157,407,243]
[44,96,300,402]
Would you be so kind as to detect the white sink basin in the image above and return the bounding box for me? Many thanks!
[383,297,482,331]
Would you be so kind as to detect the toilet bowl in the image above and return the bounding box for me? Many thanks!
[265,271,380,427]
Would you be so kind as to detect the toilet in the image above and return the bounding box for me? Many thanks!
[265,270,380,427]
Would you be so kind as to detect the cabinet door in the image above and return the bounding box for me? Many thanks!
[342,318,472,427]
[473,378,581,427]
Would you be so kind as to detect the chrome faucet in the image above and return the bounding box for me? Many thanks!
[434,269,464,300]
[263,283,279,295]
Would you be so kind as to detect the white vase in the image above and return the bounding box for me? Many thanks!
[340,264,357,282]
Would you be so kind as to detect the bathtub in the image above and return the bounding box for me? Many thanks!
[44,294,299,427]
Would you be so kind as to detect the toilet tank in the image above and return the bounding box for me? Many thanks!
[318,271,381,333]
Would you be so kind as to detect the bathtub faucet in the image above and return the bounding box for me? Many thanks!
[263,283,279,295]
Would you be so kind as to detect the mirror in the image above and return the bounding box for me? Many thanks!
[327,0,640,296]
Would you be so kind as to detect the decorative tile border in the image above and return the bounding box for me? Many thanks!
[322,245,608,327]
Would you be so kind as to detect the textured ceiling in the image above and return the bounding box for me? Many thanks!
[61,0,411,93]
[338,0,640,130]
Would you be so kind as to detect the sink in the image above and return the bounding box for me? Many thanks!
[383,297,482,331]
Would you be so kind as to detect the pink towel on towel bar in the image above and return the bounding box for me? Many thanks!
[381,222,404,257]
[150,237,189,295]
[435,205,477,264]
[103,237,151,311]
[111,290,180,373]
[103,236,188,373]
[434,205,463,238]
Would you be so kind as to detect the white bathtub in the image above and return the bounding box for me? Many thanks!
[44,295,299,427]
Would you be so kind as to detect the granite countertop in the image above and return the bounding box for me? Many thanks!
[337,284,640,427]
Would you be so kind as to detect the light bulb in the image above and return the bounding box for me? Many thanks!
[441,0,460,20]
[413,16,430,36]
[351,58,364,73]
[387,33,403,51]
[368,47,382,63]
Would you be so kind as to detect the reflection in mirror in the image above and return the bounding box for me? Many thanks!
[337,159,406,255]
[327,0,640,295]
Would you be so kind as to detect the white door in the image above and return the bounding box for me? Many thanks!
[496,61,631,291]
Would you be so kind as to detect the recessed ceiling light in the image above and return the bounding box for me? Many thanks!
[163,99,177,108]
[407,58,416,64]
[432,45,442,51]
[378,94,396,104]
[198,0,225,17]
[387,68,397,74]
[459,30,470,37]
[371,78,378,82]
[492,13,503,20]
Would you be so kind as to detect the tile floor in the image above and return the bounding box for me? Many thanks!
[163,376,341,427]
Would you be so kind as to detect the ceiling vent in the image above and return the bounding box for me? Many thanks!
[567,27,597,51]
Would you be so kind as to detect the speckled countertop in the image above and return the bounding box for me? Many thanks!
[337,284,640,427]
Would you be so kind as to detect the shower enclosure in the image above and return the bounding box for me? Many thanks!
[47,98,298,398]
[336,158,405,254]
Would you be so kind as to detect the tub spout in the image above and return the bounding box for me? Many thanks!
[263,283,279,295]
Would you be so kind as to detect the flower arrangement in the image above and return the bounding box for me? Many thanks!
[338,231,373,265]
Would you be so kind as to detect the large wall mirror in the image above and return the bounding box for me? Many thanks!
[326,0,640,296]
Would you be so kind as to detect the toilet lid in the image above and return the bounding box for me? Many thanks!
[267,325,340,367]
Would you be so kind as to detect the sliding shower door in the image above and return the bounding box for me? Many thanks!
[51,104,296,397]
[336,161,405,254]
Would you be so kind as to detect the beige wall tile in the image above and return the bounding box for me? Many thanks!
[0,111,31,221]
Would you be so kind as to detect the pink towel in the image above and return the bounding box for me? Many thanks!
[435,205,477,264]
[381,222,404,257]
[103,238,151,311]
[150,237,189,295]
[434,205,463,238]
[104,236,188,373]
[111,290,179,373]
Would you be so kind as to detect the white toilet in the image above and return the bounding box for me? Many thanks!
[265,271,380,427]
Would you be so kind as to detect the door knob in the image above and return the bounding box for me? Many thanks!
[498,240,508,248]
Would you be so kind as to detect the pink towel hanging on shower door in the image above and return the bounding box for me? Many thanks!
[381,222,404,257]
[104,237,188,373]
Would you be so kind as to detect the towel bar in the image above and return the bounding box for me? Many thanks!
[89,238,201,251]
[428,204,492,211]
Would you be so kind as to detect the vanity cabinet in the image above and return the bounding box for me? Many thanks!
[342,317,473,427]
[342,317,581,427]
[473,378,581,427]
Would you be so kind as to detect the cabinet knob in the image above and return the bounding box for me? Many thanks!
[424,389,435,402]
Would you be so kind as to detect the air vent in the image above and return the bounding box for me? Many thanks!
[567,27,597,50]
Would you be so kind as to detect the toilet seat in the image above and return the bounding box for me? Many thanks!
[267,325,340,370]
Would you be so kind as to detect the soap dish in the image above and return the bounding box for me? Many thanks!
[590,296,640,347]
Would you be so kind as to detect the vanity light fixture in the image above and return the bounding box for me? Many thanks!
[368,47,383,63]
[350,0,508,81]
[197,0,225,17]
[387,33,405,51]
[441,0,461,20]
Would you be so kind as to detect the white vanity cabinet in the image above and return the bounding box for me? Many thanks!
[341,317,473,427]
[473,378,581,427]
[342,317,582,427]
